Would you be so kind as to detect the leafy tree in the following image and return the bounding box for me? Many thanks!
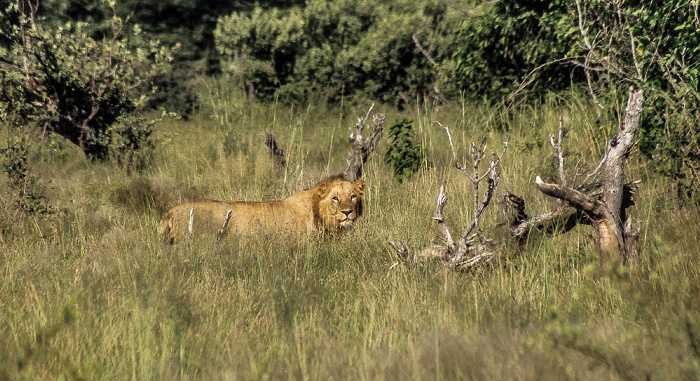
[0,0,175,162]
[563,0,700,200]
[215,6,304,99]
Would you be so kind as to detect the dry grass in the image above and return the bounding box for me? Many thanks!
[1,90,699,380]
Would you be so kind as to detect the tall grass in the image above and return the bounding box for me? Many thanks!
[1,84,699,379]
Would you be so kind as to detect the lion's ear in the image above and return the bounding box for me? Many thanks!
[353,179,366,195]
[316,183,329,198]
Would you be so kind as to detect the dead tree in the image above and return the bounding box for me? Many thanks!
[389,123,507,271]
[265,132,286,167]
[503,95,642,266]
[532,91,642,265]
[345,104,385,182]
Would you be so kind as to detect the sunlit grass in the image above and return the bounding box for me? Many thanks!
[1,86,699,379]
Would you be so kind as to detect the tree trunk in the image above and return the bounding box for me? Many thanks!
[533,88,643,265]
[344,105,384,182]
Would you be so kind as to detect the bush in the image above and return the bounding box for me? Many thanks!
[0,0,175,163]
[451,0,578,101]
[384,119,426,182]
[0,136,52,215]
[214,0,459,106]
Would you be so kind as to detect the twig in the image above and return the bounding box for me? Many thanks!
[575,0,605,109]
[550,117,567,187]
[212,210,232,255]
[188,207,194,252]
[218,210,232,240]
[265,132,286,167]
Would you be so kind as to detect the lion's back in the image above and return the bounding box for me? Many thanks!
[157,198,312,243]
[158,200,240,243]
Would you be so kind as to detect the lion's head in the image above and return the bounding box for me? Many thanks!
[313,175,366,232]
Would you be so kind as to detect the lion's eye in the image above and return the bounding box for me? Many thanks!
[332,196,339,202]
[350,194,356,201]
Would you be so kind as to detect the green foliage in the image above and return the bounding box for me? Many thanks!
[0,137,52,215]
[0,0,175,163]
[215,6,304,99]
[111,110,178,174]
[452,0,578,100]
[648,105,700,200]
[214,0,459,106]
[564,0,700,201]
[384,119,425,182]
[630,2,700,200]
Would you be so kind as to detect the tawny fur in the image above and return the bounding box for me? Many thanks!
[157,176,366,243]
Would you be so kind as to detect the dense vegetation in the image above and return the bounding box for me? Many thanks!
[1,0,700,378]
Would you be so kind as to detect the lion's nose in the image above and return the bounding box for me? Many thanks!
[341,209,353,218]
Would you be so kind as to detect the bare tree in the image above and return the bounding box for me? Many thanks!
[389,123,507,271]
[532,92,642,265]
[502,101,642,266]
[345,104,385,182]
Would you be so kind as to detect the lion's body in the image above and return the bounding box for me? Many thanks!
[157,176,366,243]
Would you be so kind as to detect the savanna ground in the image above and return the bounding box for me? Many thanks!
[1,85,700,380]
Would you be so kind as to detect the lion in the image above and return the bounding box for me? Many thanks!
[157,175,366,243]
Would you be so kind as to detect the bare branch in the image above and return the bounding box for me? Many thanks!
[345,104,384,181]
[412,34,437,67]
[584,53,605,109]
[581,149,608,186]
[435,122,461,168]
[575,0,592,50]
[629,29,642,81]
[212,210,233,255]
[535,176,600,215]
[575,0,606,109]
[550,117,567,187]
[432,184,454,248]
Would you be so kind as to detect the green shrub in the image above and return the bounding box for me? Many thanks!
[451,0,577,101]
[384,119,426,182]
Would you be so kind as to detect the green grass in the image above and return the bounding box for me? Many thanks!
[1,89,699,380]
